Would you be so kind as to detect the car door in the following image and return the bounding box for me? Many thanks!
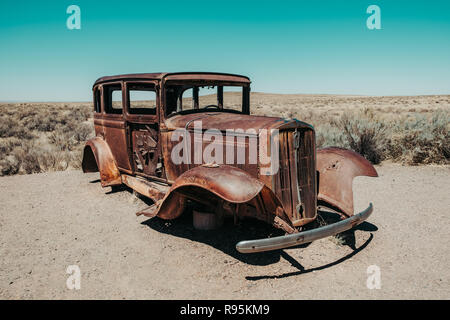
[100,82,132,172]
[124,81,164,179]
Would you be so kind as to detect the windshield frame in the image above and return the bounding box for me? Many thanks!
[163,81,250,118]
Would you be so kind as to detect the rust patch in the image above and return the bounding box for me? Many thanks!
[82,137,122,187]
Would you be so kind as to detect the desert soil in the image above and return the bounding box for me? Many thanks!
[0,164,449,299]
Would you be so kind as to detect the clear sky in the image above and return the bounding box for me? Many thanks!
[1,0,449,101]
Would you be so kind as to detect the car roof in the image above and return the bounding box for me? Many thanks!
[93,72,251,87]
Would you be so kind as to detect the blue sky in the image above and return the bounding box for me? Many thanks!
[0,0,449,101]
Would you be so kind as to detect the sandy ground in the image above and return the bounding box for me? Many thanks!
[0,164,449,299]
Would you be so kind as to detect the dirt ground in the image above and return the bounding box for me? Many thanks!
[0,164,449,299]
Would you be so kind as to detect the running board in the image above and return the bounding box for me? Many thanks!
[122,174,169,202]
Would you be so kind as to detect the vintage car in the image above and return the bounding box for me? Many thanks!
[82,72,377,253]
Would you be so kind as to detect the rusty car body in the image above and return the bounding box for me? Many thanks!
[82,72,377,253]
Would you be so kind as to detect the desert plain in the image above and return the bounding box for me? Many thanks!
[0,93,449,299]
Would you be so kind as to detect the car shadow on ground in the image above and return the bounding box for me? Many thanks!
[246,234,373,280]
[141,203,377,270]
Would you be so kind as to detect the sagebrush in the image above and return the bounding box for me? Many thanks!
[0,102,93,175]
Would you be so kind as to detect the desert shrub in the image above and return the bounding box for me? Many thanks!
[70,107,92,122]
[0,137,22,155]
[316,124,348,149]
[20,152,42,174]
[1,141,72,175]
[315,109,449,165]
[0,155,21,175]
[48,127,77,151]
[9,141,41,174]
[37,150,70,172]
[387,110,449,164]
[69,145,84,170]
[336,110,388,164]
[0,103,94,176]
[73,122,94,143]
[22,111,59,132]
[48,122,94,151]
[0,117,35,140]
[318,109,389,164]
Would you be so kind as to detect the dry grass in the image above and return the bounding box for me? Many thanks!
[250,93,449,165]
[0,102,93,175]
[0,94,448,176]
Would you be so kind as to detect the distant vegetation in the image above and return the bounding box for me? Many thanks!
[315,108,449,165]
[0,93,449,176]
[252,93,449,165]
[0,103,93,175]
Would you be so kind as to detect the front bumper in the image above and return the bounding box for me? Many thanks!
[236,203,373,253]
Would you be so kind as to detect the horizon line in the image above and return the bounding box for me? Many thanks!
[1,92,450,104]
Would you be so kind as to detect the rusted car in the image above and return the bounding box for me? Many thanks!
[82,72,377,253]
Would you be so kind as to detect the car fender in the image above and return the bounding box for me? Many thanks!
[316,147,378,217]
[156,164,265,219]
[82,136,122,187]
[154,164,295,232]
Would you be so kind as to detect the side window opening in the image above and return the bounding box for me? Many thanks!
[128,83,157,115]
[94,87,101,113]
[104,84,123,114]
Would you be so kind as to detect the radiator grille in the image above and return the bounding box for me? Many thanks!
[274,129,316,225]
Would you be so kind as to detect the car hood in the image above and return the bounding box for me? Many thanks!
[164,112,313,132]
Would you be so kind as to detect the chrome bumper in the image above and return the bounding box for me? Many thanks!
[236,203,373,253]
